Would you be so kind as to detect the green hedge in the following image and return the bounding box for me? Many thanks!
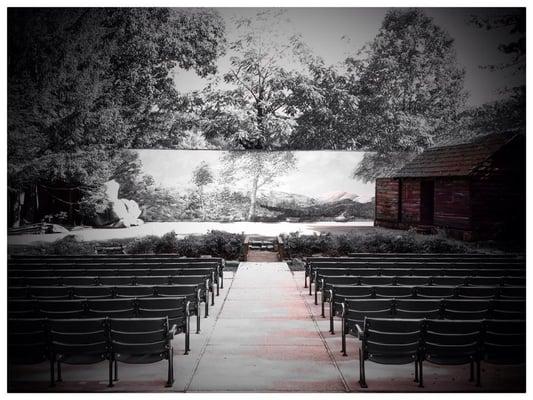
[11,230,244,260]
[283,230,476,258]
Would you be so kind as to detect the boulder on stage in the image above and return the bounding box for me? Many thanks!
[95,180,144,228]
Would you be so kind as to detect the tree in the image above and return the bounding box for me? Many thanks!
[454,9,526,143]
[192,161,214,221]
[469,11,525,75]
[220,152,297,220]
[286,60,359,149]
[7,8,226,225]
[197,10,308,149]
[350,9,466,181]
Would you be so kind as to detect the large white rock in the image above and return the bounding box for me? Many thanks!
[101,180,143,228]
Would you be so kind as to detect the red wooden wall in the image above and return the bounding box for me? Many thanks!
[375,178,400,224]
[400,179,420,224]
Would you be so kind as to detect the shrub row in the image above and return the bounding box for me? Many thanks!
[12,230,244,260]
[282,229,476,258]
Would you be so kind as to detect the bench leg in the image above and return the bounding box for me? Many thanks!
[309,279,312,296]
[314,283,318,305]
[205,299,209,318]
[476,360,481,387]
[185,315,190,355]
[49,358,55,387]
[220,270,224,289]
[108,359,114,387]
[304,271,308,288]
[341,318,347,356]
[196,308,201,334]
[211,284,215,306]
[321,292,325,318]
[414,360,419,382]
[56,361,62,382]
[418,360,424,388]
[329,301,335,334]
[114,360,118,381]
[166,348,174,387]
[359,349,367,388]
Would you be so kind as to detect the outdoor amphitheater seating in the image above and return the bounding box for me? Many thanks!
[39,299,86,318]
[137,298,191,354]
[312,268,524,303]
[354,317,525,388]
[109,318,176,387]
[9,255,225,292]
[42,317,177,388]
[30,286,72,300]
[415,285,456,299]
[99,276,136,286]
[395,276,431,286]
[339,299,525,354]
[499,286,526,299]
[9,311,189,387]
[424,319,482,386]
[72,286,115,299]
[113,285,156,298]
[305,254,525,289]
[359,276,395,286]
[8,299,36,318]
[357,318,423,388]
[443,300,490,320]
[373,285,414,299]
[456,286,500,299]
[48,318,108,387]
[394,299,442,319]
[482,319,526,368]
[8,318,48,366]
[87,299,137,318]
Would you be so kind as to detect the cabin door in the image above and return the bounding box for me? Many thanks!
[420,180,434,225]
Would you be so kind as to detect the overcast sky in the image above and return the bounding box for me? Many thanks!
[137,150,376,201]
[173,7,524,107]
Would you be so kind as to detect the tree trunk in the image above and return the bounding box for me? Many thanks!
[200,187,205,221]
[247,175,259,221]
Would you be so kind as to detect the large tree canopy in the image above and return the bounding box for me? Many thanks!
[194,10,309,149]
[350,9,466,181]
[8,8,226,191]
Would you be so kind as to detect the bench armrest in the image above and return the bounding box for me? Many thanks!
[355,324,364,340]
[340,302,346,318]
[168,324,177,339]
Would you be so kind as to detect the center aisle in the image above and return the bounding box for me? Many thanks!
[187,262,348,392]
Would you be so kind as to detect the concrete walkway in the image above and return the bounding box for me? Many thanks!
[187,262,348,392]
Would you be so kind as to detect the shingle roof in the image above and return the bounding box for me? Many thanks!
[393,133,518,178]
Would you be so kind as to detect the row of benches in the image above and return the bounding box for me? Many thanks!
[303,255,525,389]
[325,285,525,330]
[304,254,525,288]
[354,318,525,388]
[8,255,228,388]
[9,317,180,388]
[338,298,525,354]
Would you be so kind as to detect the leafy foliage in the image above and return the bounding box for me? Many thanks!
[284,229,473,258]
[469,11,525,74]
[347,9,466,180]
[8,8,225,223]
[196,10,308,149]
[123,230,244,259]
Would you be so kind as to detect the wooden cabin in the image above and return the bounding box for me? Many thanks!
[374,133,525,241]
